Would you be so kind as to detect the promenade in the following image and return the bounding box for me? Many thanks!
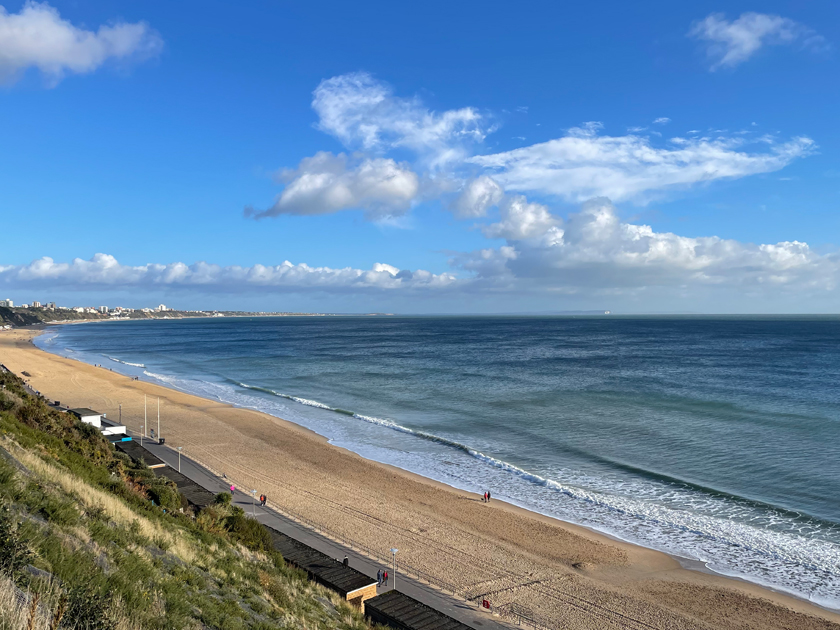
[135,436,513,630]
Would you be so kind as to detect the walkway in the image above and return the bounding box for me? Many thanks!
[136,436,511,630]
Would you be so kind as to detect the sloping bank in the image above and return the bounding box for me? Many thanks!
[0,366,377,630]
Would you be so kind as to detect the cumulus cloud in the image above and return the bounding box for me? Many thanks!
[469,124,815,203]
[450,176,504,218]
[0,253,456,292]
[454,198,840,293]
[312,71,489,168]
[247,152,420,220]
[482,196,559,240]
[653,117,671,125]
[0,1,162,85]
[689,12,827,70]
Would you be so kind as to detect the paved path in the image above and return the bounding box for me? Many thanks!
[136,436,511,630]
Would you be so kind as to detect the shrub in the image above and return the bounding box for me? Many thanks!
[64,585,115,630]
[0,505,31,576]
[225,507,272,553]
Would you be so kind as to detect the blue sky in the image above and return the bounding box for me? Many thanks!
[1,0,839,312]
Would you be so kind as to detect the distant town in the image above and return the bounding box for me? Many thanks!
[0,299,186,316]
[0,298,360,328]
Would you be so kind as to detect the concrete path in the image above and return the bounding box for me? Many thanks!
[136,436,511,630]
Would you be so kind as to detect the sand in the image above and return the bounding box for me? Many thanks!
[2,326,838,630]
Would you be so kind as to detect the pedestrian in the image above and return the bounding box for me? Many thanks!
[384,571,388,586]
[488,491,491,502]
[343,555,349,567]
[230,484,235,494]
[483,491,487,502]
[377,569,382,586]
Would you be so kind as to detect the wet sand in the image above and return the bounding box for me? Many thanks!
[2,327,838,630]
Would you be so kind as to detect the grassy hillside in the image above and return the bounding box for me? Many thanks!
[0,368,377,630]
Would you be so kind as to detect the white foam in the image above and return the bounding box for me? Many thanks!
[107,356,145,368]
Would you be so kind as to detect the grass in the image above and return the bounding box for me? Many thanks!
[0,368,381,630]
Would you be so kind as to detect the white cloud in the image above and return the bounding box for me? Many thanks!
[248,152,420,220]
[689,12,827,70]
[1,253,456,292]
[454,198,840,294]
[482,196,559,240]
[450,176,504,218]
[0,1,162,85]
[469,124,814,203]
[653,117,671,125]
[312,71,489,168]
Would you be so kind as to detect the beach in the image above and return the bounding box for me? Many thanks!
[2,326,839,630]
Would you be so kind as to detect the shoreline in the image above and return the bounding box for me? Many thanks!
[4,325,840,629]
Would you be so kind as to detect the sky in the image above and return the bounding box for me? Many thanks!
[1,0,839,313]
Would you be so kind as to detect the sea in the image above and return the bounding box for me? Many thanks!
[35,316,840,608]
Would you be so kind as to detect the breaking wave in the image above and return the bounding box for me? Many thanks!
[106,355,146,368]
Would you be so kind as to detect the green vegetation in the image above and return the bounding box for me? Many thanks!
[0,368,378,630]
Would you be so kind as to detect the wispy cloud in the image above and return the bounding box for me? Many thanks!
[469,124,815,203]
[312,71,489,169]
[689,12,827,71]
[0,1,162,85]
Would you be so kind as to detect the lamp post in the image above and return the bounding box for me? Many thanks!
[389,548,398,590]
[177,447,182,472]
[251,490,257,517]
[157,397,160,443]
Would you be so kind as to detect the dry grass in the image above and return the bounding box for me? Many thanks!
[2,438,198,566]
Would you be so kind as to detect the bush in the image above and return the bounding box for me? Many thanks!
[145,479,181,512]
[0,505,31,576]
[64,585,115,630]
[225,508,272,552]
[215,491,232,506]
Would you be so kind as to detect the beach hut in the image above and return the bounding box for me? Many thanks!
[68,407,103,428]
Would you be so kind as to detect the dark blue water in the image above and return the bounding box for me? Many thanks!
[37,316,840,607]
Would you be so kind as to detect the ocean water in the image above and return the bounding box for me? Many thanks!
[36,316,840,608]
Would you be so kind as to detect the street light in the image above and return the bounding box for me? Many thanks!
[251,490,257,517]
[177,447,183,472]
[389,548,398,590]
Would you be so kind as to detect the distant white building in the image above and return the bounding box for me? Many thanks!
[0,299,12,307]
[157,304,169,312]
[99,306,109,314]
[32,301,41,308]
[20,304,29,309]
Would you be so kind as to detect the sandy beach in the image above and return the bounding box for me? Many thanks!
[2,326,838,630]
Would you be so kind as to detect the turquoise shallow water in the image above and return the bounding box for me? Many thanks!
[37,316,840,607]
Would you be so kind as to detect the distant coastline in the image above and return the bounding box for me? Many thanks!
[0,305,396,328]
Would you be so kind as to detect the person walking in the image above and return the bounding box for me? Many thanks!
[261,494,267,507]
[230,484,235,494]
[377,569,382,586]
[487,490,491,502]
[383,570,388,586]
[343,555,349,567]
